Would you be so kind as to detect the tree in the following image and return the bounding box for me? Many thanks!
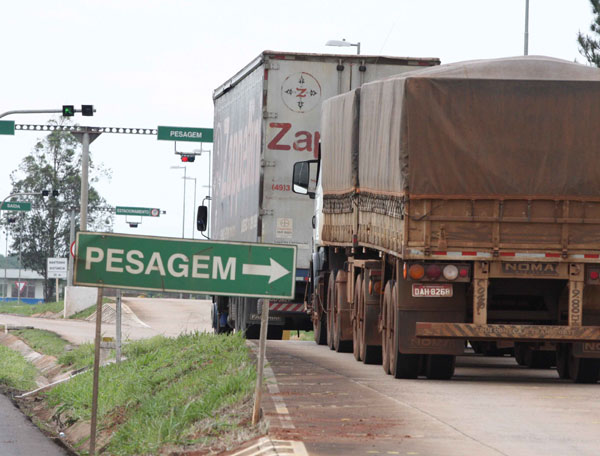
[578,0,600,67]
[2,120,113,301]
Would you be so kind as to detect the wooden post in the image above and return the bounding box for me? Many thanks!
[89,288,104,455]
[252,299,269,425]
[473,262,489,325]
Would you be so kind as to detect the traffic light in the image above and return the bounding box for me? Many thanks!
[62,105,75,117]
[81,105,94,116]
[181,155,196,163]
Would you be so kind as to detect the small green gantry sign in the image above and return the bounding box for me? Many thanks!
[74,232,296,299]
[157,126,213,143]
[0,120,15,136]
[0,201,31,211]
[115,206,160,217]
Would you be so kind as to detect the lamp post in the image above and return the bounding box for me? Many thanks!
[170,166,187,238]
[325,38,361,54]
[183,176,197,239]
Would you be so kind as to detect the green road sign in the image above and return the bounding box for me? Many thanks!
[157,126,213,143]
[1,201,31,211]
[115,206,160,217]
[74,232,296,299]
[0,120,15,135]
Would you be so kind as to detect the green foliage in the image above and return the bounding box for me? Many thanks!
[68,304,98,320]
[2,120,113,301]
[578,0,600,67]
[0,300,63,316]
[57,342,96,371]
[13,329,70,358]
[0,345,37,390]
[46,332,256,455]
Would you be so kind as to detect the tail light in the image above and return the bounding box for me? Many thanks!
[443,265,459,280]
[408,264,425,280]
[459,267,469,278]
[591,271,599,280]
[426,264,441,279]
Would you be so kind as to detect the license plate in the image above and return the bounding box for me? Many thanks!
[412,284,453,298]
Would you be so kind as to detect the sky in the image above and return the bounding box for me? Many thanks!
[0,0,595,256]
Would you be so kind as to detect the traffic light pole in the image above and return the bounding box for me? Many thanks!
[0,109,62,120]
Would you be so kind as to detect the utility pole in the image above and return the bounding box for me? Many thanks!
[524,0,530,56]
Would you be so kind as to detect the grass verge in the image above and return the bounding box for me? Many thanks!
[13,329,70,358]
[68,305,97,320]
[0,345,38,391]
[45,331,257,455]
[0,300,64,316]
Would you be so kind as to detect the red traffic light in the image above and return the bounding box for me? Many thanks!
[181,155,196,162]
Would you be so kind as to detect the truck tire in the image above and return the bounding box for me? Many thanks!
[362,273,382,365]
[514,343,528,366]
[267,326,283,340]
[327,271,337,351]
[334,276,352,353]
[381,281,395,375]
[555,344,570,379]
[390,283,420,379]
[245,324,260,339]
[569,350,600,383]
[352,275,363,362]
[425,355,455,380]
[313,288,327,345]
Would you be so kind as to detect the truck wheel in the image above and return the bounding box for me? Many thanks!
[555,344,570,379]
[313,287,327,345]
[425,355,455,380]
[326,271,337,351]
[569,351,600,383]
[245,325,260,339]
[335,277,352,353]
[390,283,420,379]
[381,281,395,375]
[352,275,363,361]
[525,349,555,369]
[514,343,528,366]
[361,275,381,365]
[267,326,283,340]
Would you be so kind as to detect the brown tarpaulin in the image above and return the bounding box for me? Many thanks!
[357,56,600,200]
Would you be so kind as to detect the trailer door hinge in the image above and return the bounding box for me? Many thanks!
[261,160,276,167]
[265,61,280,70]
[260,209,274,216]
[263,111,278,119]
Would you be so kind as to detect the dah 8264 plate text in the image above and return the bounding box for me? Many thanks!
[412,284,453,298]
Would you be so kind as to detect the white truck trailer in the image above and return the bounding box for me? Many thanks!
[208,50,439,338]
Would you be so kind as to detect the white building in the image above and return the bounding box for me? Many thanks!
[0,268,45,303]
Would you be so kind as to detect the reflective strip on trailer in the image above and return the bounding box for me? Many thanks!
[269,302,304,312]
[408,249,600,261]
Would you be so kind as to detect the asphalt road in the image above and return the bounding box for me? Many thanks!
[0,297,213,344]
[0,394,68,456]
[261,341,600,456]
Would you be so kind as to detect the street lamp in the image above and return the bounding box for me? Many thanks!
[183,176,197,239]
[326,38,361,55]
[170,166,187,238]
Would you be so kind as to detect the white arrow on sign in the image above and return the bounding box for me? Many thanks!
[242,258,290,284]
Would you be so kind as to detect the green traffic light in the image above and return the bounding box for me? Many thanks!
[62,105,75,117]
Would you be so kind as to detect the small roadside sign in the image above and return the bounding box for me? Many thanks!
[1,201,31,211]
[0,120,15,136]
[115,206,161,217]
[15,281,26,292]
[47,258,68,279]
[74,232,296,299]
[157,126,213,143]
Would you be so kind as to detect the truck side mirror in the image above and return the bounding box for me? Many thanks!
[292,160,318,198]
[197,205,208,232]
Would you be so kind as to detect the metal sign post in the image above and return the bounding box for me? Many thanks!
[252,299,270,425]
[89,288,104,455]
